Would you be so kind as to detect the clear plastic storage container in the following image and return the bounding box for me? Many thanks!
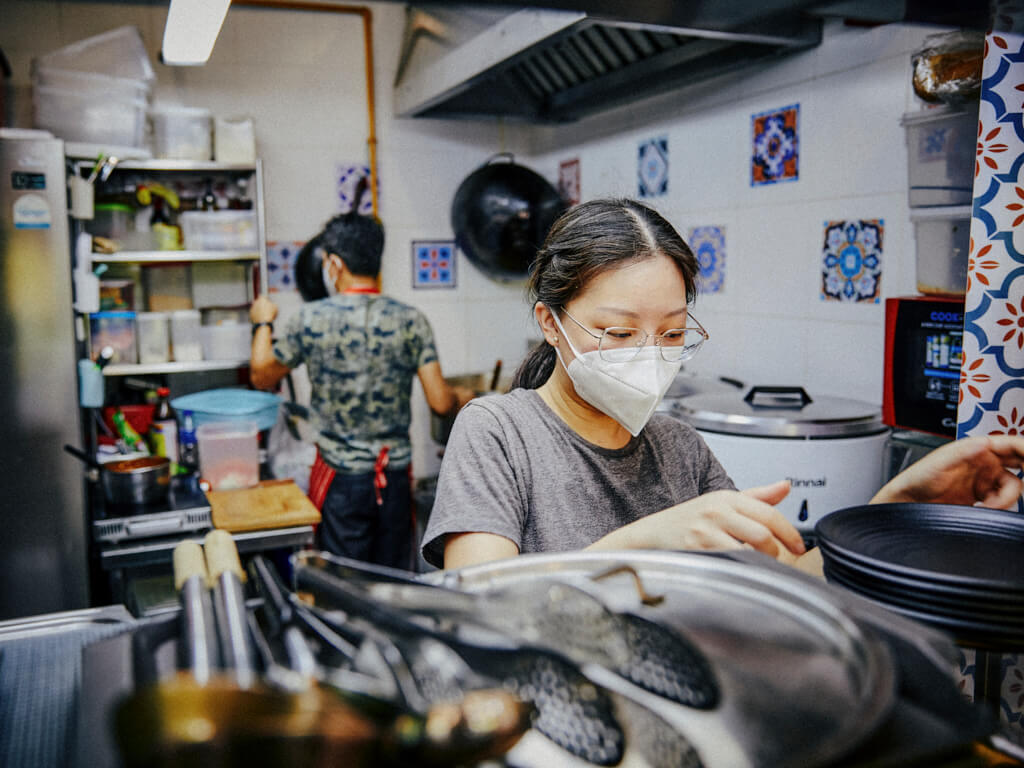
[196,421,259,490]
[180,211,258,250]
[150,105,213,161]
[199,322,249,360]
[33,86,147,147]
[89,203,134,240]
[90,311,137,364]
[33,26,155,82]
[192,262,251,307]
[911,205,972,297]
[31,27,154,149]
[136,311,170,364]
[214,116,256,164]
[901,105,978,207]
[170,309,203,362]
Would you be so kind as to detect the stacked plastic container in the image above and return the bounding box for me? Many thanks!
[31,26,155,149]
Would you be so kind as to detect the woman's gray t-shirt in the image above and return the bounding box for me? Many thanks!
[421,388,736,568]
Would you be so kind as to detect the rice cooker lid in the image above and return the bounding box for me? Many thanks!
[662,371,746,402]
[673,386,886,438]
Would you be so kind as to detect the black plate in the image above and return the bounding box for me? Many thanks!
[817,539,1024,610]
[815,503,1024,592]
[822,555,1024,625]
[823,565,1024,652]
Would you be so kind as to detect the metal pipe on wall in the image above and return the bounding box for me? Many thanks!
[232,0,380,218]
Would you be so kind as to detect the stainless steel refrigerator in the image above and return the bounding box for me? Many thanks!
[0,129,88,619]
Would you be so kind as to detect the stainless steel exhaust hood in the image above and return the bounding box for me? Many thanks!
[393,2,988,123]
[394,5,823,123]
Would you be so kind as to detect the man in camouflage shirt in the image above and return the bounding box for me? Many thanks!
[250,200,472,567]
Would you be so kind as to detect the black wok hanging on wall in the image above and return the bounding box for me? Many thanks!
[451,153,568,282]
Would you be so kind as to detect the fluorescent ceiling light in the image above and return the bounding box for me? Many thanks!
[161,0,231,65]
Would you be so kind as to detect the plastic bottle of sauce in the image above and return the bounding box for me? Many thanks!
[179,409,200,473]
[149,387,179,469]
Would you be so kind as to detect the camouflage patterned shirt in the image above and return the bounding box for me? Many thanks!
[273,294,438,473]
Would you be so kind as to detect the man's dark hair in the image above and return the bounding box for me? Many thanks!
[320,177,383,277]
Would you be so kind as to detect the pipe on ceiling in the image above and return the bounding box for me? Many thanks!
[232,0,380,218]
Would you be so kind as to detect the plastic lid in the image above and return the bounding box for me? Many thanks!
[157,387,170,397]
[909,205,972,221]
[34,25,155,82]
[94,203,134,213]
[150,104,213,117]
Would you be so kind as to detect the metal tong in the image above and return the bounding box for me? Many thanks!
[245,554,533,767]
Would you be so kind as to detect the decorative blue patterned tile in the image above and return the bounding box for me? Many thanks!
[752,104,799,186]
[336,164,374,213]
[821,219,883,303]
[687,225,726,294]
[638,136,669,198]
[266,240,302,293]
[412,240,456,289]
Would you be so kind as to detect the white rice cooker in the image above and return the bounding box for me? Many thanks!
[668,386,891,535]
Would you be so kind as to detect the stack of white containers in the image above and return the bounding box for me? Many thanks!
[31,26,155,150]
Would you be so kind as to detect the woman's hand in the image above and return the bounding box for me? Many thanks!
[588,480,806,559]
[871,434,1024,509]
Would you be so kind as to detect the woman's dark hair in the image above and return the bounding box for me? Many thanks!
[320,177,383,278]
[511,198,699,390]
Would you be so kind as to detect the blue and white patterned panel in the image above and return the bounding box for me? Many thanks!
[752,104,799,186]
[957,27,1024,734]
[687,225,726,294]
[412,240,456,289]
[266,240,302,293]
[821,219,883,303]
[336,164,374,214]
[638,137,669,198]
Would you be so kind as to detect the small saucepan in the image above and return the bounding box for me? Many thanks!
[64,444,171,506]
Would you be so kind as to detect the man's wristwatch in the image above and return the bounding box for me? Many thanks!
[251,321,274,337]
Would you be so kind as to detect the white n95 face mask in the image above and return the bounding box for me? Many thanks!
[322,257,339,297]
[551,313,682,436]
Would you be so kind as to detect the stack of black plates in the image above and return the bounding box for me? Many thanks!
[816,503,1024,651]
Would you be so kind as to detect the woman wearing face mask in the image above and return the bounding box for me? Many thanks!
[422,198,1024,572]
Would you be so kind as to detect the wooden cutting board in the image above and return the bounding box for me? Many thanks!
[208,479,321,532]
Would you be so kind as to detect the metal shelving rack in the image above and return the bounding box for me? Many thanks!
[69,156,268,378]
[65,154,276,607]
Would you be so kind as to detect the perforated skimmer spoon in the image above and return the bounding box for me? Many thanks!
[295,555,708,768]
[299,553,720,710]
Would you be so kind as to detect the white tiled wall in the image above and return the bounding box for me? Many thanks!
[528,19,945,408]
[0,6,952,477]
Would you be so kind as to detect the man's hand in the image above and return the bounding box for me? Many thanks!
[250,296,278,324]
[452,385,478,410]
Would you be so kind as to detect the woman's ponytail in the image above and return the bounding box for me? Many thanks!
[511,341,556,390]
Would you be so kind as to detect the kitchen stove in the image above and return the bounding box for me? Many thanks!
[92,474,212,544]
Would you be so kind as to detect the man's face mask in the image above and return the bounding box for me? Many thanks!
[322,255,339,297]
[550,312,682,436]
